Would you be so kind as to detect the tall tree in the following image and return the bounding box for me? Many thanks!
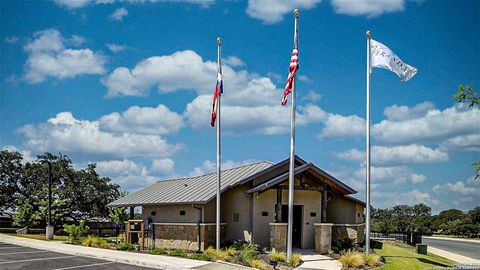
[452,84,479,180]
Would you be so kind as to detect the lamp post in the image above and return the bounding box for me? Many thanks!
[45,161,53,240]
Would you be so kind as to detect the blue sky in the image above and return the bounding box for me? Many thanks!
[1,0,479,213]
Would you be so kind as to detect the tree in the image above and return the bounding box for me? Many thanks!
[12,197,41,230]
[453,84,479,108]
[452,84,479,180]
[0,150,24,215]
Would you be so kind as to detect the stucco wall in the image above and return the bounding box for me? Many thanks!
[143,204,200,223]
[355,202,365,223]
[253,189,322,249]
[326,196,358,224]
[221,184,252,242]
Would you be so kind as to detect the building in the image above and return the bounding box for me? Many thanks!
[108,156,365,253]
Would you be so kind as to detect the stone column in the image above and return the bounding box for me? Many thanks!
[314,223,333,254]
[269,223,287,251]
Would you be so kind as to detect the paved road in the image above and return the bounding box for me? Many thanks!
[423,237,480,260]
[0,242,158,270]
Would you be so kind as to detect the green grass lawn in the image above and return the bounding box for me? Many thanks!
[374,242,455,270]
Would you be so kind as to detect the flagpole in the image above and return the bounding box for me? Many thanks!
[216,36,222,251]
[287,9,299,261]
[365,30,371,255]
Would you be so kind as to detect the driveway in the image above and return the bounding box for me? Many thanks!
[423,236,480,260]
[0,242,157,270]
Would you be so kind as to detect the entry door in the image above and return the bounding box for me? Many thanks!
[281,205,303,248]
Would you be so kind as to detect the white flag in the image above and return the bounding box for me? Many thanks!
[370,39,417,82]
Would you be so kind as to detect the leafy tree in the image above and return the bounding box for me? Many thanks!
[452,84,479,180]
[453,84,479,108]
[63,220,89,244]
[12,197,41,229]
[0,150,24,215]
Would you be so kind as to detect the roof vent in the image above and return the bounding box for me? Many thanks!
[184,184,188,187]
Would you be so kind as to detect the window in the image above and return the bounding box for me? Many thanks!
[233,213,240,222]
[262,211,268,216]
[180,210,186,216]
[310,212,316,217]
[151,211,156,216]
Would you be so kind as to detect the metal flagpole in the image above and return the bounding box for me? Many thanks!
[216,37,222,251]
[287,9,299,261]
[365,30,371,255]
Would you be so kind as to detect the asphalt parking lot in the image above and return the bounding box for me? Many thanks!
[0,241,158,270]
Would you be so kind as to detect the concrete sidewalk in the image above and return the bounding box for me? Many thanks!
[427,246,480,264]
[294,249,342,270]
[0,234,229,270]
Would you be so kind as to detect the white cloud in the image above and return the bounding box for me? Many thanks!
[439,134,480,152]
[188,159,257,177]
[331,0,405,17]
[297,75,312,83]
[95,159,147,177]
[23,29,105,83]
[151,158,175,175]
[5,36,19,44]
[54,0,92,9]
[335,144,449,166]
[99,104,184,135]
[301,90,322,102]
[246,0,321,24]
[374,105,480,145]
[109,7,128,21]
[18,112,183,159]
[392,189,440,207]
[223,56,245,67]
[2,145,35,163]
[317,103,480,146]
[106,43,127,53]
[383,101,435,121]
[55,0,213,9]
[68,35,86,46]
[318,113,365,139]
[103,50,218,97]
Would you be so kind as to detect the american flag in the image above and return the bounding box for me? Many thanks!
[281,48,299,106]
[210,70,223,127]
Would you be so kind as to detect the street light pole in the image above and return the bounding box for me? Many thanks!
[46,161,53,240]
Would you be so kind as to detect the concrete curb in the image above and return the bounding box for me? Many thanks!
[424,236,480,244]
[0,234,210,270]
[427,246,480,264]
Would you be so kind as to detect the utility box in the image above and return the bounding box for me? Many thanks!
[416,244,427,255]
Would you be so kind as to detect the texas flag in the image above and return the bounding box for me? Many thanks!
[210,70,223,127]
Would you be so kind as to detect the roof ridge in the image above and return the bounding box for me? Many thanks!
[155,160,273,183]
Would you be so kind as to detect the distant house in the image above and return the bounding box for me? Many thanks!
[108,156,365,253]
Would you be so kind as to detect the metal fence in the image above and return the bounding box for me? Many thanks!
[371,232,422,246]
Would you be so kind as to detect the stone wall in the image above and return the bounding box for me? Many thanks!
[314,223,333,254]
[269,223,287,251]
[146,223,225,251]
[332,223,365,244]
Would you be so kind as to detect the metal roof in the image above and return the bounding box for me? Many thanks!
[108,161,274,207]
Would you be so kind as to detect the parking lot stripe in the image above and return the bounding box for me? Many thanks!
[0,255,77,264]
[51,261,116,270]
[0,250,49,255]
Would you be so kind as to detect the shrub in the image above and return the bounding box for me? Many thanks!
[288,253,302,267]
[231,247,256,266]
[232,240,258,252]
[149,248,168,255]
[365,253,381,267]
[116,242,135,251]
[92,237,110,249]
[189,253,212,261]
[169,249,188,257]
[249,259,268,270]
[332,237,356,253]
[338,250,365,268]
[63,221,89,245]
[205,247,231,261]
[82,236,95,247]
[268,248,287,262]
